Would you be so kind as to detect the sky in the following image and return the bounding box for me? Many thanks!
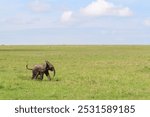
[0,0,150,45]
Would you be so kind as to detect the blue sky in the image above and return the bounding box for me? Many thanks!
[0,0,150,45]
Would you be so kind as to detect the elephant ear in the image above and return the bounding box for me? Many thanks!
[45,60,50,64]
[45,60,56,77]
[45,60,50,67]
[46,61,53,68]
[45,60,52,70]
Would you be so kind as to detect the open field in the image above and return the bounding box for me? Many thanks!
[0,45,150,100]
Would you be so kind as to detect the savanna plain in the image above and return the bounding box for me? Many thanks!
[0,45,150,100]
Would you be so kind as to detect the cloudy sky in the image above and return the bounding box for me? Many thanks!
[0,0,150,45]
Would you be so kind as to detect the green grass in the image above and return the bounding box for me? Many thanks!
[0,45,150,100]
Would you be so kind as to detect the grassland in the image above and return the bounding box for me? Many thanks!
[0,45,150,100]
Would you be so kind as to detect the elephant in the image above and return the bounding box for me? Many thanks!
[26,60,56,80]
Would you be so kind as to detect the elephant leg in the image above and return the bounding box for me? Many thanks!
[32,72,39,80]
[45,71,51,80]
[32,73,36,79]
[32,74,34,79]
[40,73,44,80]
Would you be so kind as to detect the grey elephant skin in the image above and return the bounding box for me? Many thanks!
[26,61,56,80]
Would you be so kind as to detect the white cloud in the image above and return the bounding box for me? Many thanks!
[28,0,50,13]
[144,19,150,26]
[80,0,133,17]
[61,11,73,23]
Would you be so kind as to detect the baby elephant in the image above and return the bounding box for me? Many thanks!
[26,61,56,80]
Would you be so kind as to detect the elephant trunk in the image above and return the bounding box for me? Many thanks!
[53,67,56,77]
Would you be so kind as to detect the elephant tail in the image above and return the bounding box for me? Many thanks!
[26,64,32,70]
